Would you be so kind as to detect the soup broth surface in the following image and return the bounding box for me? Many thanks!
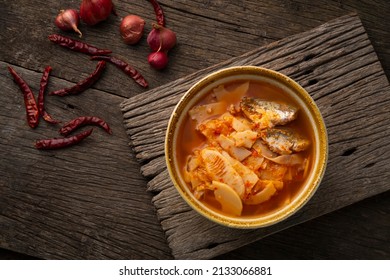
[177,79,314,218]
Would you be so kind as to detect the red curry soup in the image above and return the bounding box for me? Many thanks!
[176,79,314,218]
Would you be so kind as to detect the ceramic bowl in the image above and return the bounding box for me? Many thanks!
[165,66,328,228]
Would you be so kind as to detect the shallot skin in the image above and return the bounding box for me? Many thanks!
[80,0,113,26]
[55,9,82,37]
[148,51,169,70]
[120,15,145,45]
[147,23,177,52]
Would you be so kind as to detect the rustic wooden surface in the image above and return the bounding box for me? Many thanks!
[0,0,389,260]
[121,14,390,259]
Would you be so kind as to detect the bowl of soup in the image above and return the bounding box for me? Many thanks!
[165,66,328,228]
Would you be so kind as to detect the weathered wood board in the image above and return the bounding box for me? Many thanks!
[121,14,390,259]
[0,62,172,259]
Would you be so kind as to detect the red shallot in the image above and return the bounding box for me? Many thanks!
[55,9,82,37]
[79,0,113,26]
[148,51,168,70]
[147,23,176,52]
[120,15,145,45]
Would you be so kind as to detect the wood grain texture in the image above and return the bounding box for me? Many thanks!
[217,191,390,259]
[0,63,172,259]
[121,14,390,259]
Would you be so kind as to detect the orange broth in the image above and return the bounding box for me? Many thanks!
[176,79,314,217]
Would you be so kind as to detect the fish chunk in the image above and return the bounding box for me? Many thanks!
[261,128,310,155]
[240,97,298,129]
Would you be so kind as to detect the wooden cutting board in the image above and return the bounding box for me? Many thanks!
[120,14,390,259]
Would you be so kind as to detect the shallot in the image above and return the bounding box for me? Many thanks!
[120,15,145,45]
[147,23,176,52]
[79,0,113,26]
[55,9,82,37]
[148,51,168,70]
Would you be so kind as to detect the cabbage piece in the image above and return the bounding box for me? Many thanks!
[273,180,284,191]
[212,84,229,99]
[302,158,310,178]
[259,160,288,181]
[188,102,227,125]
[198,116,232,141]
[230,130,258,148]
[266,154,305,166]
[242,154,265,171]
[186,154,201,172]
[217,134,252,161]
[244,181,277,205]
[213,82,249,102]
[284,167,294,181]
[231,116,251,132]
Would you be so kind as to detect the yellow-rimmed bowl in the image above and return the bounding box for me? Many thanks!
[165,66,328,229]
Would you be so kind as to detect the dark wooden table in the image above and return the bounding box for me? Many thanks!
[1,0,389,260]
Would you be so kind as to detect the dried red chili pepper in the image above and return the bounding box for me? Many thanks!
[48,34,112,56]
[7,66,39,128]
[148,0,165,26]
[35,128,93,150]
[90,56,148,88]
[59,116,112,136]
[50,61,106,96]
[37,66,60,124]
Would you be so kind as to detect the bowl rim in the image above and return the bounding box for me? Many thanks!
[165,66,328,229]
